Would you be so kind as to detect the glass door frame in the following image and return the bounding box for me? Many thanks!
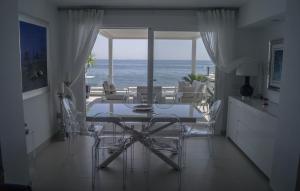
[147,28,154,104]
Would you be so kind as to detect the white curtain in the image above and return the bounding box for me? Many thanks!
[60,9,103,112]
[198,9,237,134]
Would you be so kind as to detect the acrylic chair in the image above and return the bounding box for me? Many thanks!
[123,92,148,172]
[62,98,129,190]
[90,112,130,190]
[184,99,222,156]
[144,114,186,190]
[146,114,186,168]
[62,98,85,154]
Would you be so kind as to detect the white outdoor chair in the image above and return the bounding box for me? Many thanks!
[177,80,211,112]
[103,81,126,101]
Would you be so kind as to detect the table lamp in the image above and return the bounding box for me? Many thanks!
[236,58,258,98]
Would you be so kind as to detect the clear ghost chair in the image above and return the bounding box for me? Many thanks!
[62,97,85,154]
[62,98,129,190]
[146,114,186,168]
[90,112,131,190]
[185,99,222,156]
[153,93,176,109]
[144,114,186,190]
[123,92,140,171]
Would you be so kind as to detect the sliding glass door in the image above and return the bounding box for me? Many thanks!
[86,28,149,103]
[153,31,215,104]
[86,28,215,105]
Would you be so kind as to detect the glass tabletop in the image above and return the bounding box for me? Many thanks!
[86,103,203,122]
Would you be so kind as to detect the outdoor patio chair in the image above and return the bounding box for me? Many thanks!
[103,81,125,101]
[177,80,211,111]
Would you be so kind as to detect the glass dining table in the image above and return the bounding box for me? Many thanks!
[86,102,204,170]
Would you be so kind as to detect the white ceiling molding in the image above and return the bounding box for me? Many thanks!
[99,29,201,39]
[52,0,248,9]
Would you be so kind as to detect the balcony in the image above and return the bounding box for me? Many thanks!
[86,29,215,105]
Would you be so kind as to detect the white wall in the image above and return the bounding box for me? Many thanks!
[23,94,53,153]
[0,0,30,185]
[18,0,60,153]
[102,9,199,31]
[259,23,285,103]
[234,28,263,95]
[237,0,286,103]
[270,0,300,190]
[235,22,285,104]
[239,0,286,27]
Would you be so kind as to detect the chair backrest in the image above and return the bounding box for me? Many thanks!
[103,81,110,95]
[149,114,181,124]
[62,98,75,119]
[136,86,162,103]
[103,81,116,96]
[148,114,186,138]
[181,86,195,98]
[191,81,203,100]
[62,98,80,134]
[192,81,207,94]
[153,86,163,103]
[64,85,77,106]
[149,114,182,130]
[209,100,222,121]
[177,81,190,93]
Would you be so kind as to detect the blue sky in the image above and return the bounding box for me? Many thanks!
[92,34,211,60]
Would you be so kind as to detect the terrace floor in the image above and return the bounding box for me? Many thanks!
[30,136,272,191]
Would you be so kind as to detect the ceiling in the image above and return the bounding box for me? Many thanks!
[100,29,201,39]
[52,0,249,9]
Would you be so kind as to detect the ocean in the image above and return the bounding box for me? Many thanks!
[86,59,214,88]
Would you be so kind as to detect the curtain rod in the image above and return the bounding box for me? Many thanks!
[57,6,239,11]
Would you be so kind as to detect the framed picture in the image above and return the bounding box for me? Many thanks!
[268,39,284,91]
[19,15,49,100]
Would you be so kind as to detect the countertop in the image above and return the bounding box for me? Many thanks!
[230,96,279,118]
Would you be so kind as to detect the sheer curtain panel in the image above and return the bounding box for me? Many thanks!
[60,9,103,112]
[198,9,237,134]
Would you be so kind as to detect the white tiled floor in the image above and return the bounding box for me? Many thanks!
[30,136,272,191]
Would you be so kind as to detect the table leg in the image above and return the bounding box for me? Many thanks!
[139,139,180,171]
[99,121,141,168]
[99,137,136,168]
[99,121,180,170]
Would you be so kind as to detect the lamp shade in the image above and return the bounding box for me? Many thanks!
[235,58,259,76]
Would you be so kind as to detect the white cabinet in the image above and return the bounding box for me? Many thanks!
[227,96,278,178]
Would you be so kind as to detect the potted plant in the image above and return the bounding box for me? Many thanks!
[182,73,208,84]
[85,53,96,98]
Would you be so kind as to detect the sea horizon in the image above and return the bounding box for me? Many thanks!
[94,58,212,61]
[86,59,215,88]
